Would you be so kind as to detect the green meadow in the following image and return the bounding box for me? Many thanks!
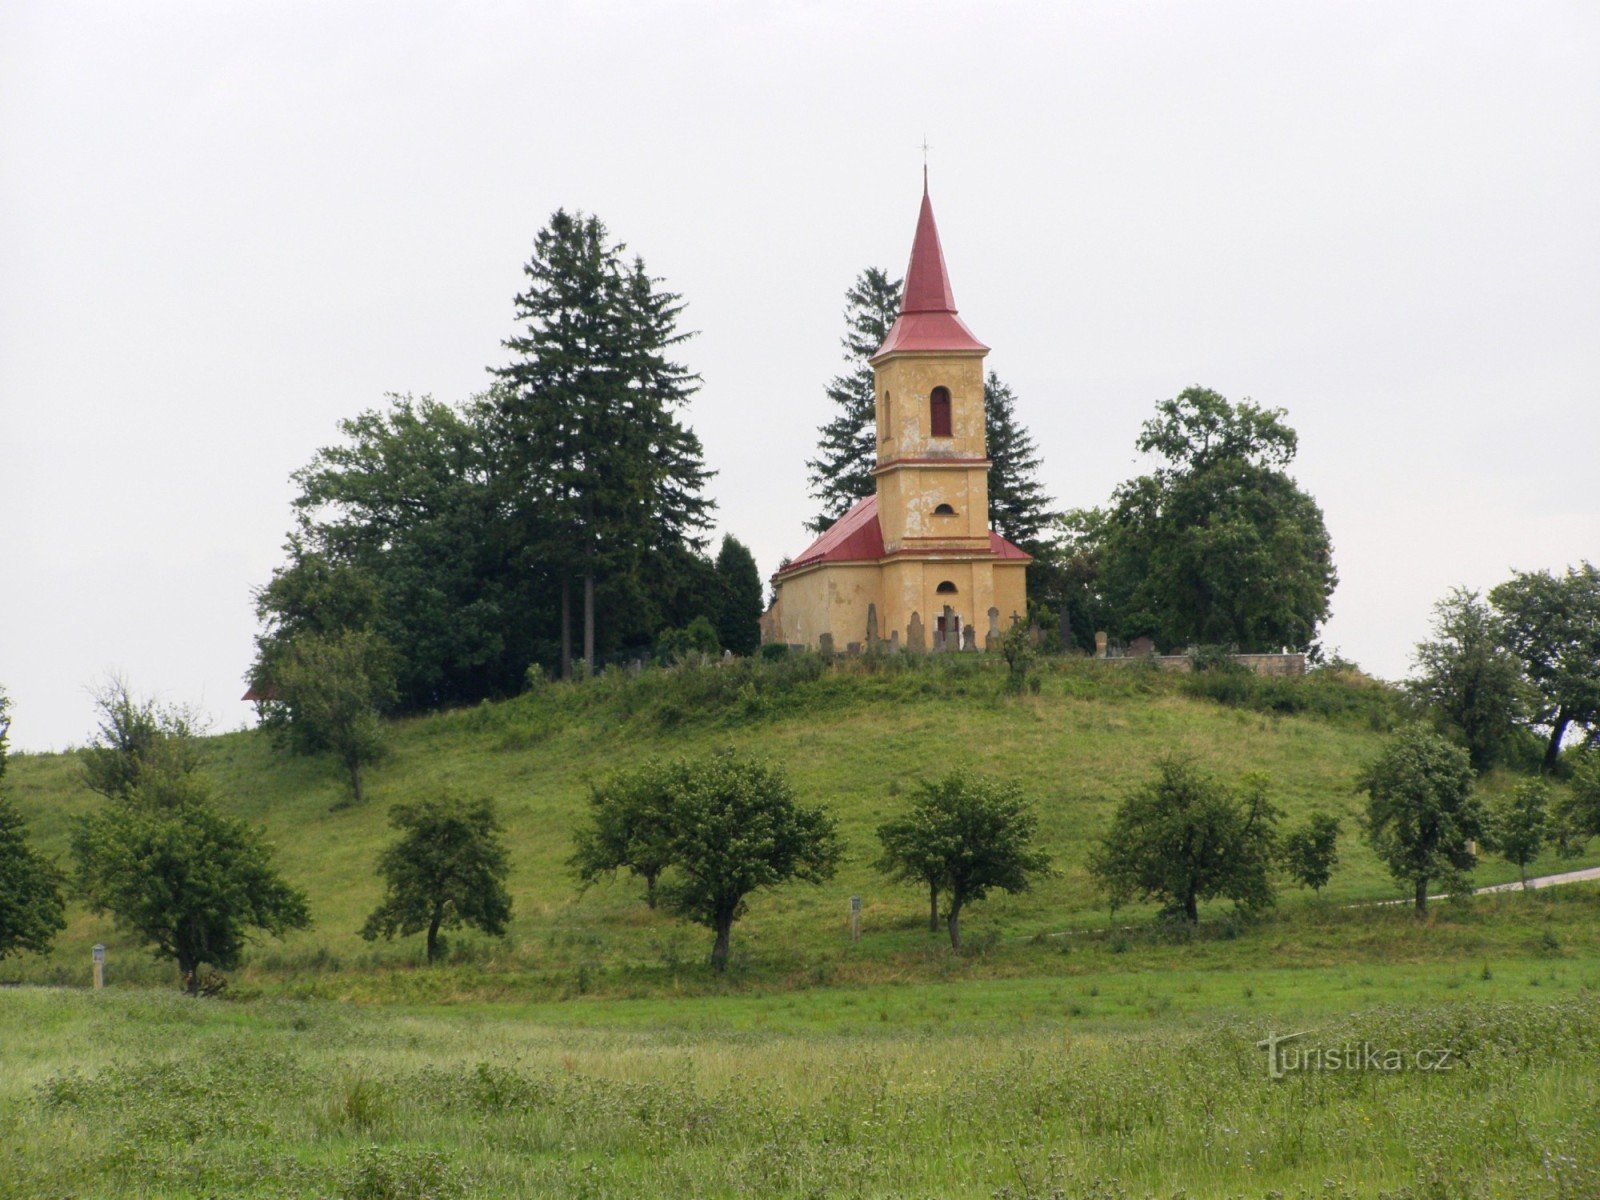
[3,658,1598,1196]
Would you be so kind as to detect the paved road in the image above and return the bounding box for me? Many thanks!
[1473,865,1600,894]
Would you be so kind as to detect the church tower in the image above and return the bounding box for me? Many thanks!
[764,175,1029,653]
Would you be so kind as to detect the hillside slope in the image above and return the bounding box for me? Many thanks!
[5,656,1586,989]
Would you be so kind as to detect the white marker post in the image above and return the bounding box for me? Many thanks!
[91,944,105,990]
[849,895,862,943]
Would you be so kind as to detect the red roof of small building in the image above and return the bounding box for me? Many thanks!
[872,175,988,361]
[776,495,1031,576]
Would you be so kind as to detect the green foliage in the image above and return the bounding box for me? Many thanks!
[570,760,680,909]
[712,534,763,656]
[1489,561,1600,770]
[0,687,65,961]
[1494,779,1551,886]
[1280,812,1342,893]
[1090,757,1279,923]
[876,772,1052,948]
[72,771,310,988]
[1072,387,1336,652]
[263,629,397,804]
[1360,726,1487,913]
[361,795,512,963]
[1409,587,1528,772]
[983,372,1057,553]
[999,620,1036,695]
[79,677,203,801]
[1556,751,1600,854]
[656,615,721,663]
[807,267,901,532]
[655,751,841,969]
[491,208,714,674]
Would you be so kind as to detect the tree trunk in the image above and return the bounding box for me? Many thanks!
[1519,861,1529,889]
[426,905,444,963]
[928,883,939,933]
[560,578,572,681]
[946,901,962,950]
[1414,876,1429,915]
[583,573,596,677]
[710,916,733,971]
[1183,892,1199,924]
[178,954,198,995]
[348,756,363,805]
[1544,711,1572,772]
[645,872,658,910]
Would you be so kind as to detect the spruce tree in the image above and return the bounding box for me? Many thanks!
[713,534,764,655]
[806,268,902,532]
[491,211,712,676]
[983,372,1057,552]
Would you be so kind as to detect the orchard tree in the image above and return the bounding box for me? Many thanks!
[1090,757,1279,923]
[1360,726,1487,914]
[1490,562,1600,770]
[571,760,679,909]
[807,268,902,531]
[1409,588,1528,772]
[264,629,397,804]
[1494,780,1550,888]
[659,752,841,970]
[1280,812,1342,894]
[1075,388,1336,652]
[362,796,512,963]
[713,535,764,656]
[81,677,203,801]
[877,772,1052,949]
[72,772,310,991]
[1555,753,1600,854]
[0,688,65,961]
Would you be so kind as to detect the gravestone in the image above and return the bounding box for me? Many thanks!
[818,631,835,658]
[906,612,925,653]
[941,605,957,652]
[962,624,977,651]
[888,630,900,651]
[985,606,1001,652]
[866,603,880,648]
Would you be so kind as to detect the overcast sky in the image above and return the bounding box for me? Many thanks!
[2,1,1596,751]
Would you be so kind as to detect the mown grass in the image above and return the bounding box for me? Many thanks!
[4,655,1594,995]
[1,980,1597,1198]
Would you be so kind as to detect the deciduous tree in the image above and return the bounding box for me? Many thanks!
[362,796,512,963]
[264,629,397,804]
[1490,562,1600,770]
[1359,726,1487,914]
[1280,812,1341,894]
[1494,780,1550,888]
[571,760,680,909]
[1090,757,1278,923]
[877,772,1052,949]
[72,772,310,991]
[1409,588,1528,772]
[658,752,841,970]
[0,688,65,961]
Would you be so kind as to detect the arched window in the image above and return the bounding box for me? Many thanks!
[884,392,892,439]
[936,580,958,594]
[930,386,952,437]
[933,503,956,515]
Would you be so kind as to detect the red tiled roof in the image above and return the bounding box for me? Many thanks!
[778,495,884,574]
[776,495,1032,575]
[872,176,988,360]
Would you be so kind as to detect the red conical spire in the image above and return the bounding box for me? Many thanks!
[872,174,988,360]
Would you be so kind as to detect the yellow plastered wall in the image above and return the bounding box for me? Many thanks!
[764,563,883,649]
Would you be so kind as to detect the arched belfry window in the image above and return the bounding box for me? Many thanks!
[930,387,952,438]
[936,580,958,594]
[884,392,892,439]
[933,503,956,516]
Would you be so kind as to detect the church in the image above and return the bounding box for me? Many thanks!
[763,178,1030,653]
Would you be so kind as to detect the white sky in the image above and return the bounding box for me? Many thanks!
[2,1,1597,751]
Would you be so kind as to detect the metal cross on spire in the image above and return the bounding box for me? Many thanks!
[918,136,931,187]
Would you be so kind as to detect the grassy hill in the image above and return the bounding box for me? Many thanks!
[4,654,1592,996]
